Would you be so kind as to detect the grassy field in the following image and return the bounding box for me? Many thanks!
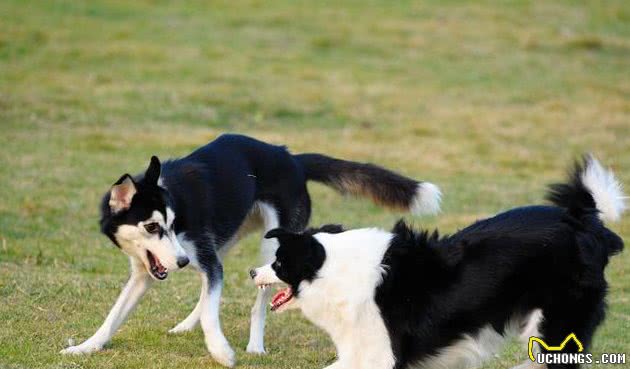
[1,0,629,368]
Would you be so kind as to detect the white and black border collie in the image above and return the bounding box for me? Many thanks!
[252,156,625,369]
[60,134,441,367]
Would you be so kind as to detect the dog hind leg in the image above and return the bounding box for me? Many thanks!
[200,264,235,367]
[539,290,606,369]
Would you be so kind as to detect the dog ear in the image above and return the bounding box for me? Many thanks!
[144,156,161,185]
[306,224,344,235]
[265,228,293,239]
[109,174,137,213]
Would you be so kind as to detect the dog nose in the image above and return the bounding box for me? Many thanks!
[249,269,257,279]
[177,256,190,268]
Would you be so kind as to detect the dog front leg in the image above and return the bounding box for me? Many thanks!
[61,259,152,355]
[247,233,279,354]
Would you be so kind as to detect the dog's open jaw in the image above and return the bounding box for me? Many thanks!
[147,250,168,280]
[270,287,294,312]
[254,280,295,312]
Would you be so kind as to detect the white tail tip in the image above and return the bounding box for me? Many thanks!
[410,182,442,216]
[582,156,626,222]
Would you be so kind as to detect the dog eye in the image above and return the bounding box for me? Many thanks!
[273,261,282,268]
[144,222,161,234]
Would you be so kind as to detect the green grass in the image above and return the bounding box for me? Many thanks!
[1,0,629,368]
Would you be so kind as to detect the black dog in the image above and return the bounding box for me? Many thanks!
[252,155,624,369]
[61,134,441,367]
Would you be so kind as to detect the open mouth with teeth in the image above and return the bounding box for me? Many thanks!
[147,250,168,280]
[270,287,294,312]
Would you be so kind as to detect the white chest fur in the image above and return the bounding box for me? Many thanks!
[298,229,397,369]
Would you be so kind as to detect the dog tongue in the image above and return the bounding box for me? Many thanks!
[272,288,291,306]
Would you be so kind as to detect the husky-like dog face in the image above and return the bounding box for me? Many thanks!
[100,156,189,281]
[250,225,343,312]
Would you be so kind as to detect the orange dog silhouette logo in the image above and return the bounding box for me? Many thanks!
[528,333,584,362]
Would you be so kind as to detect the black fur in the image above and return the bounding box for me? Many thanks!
[98,132,434,315]
[304,224,345,235]
[294,153,422,211]
[375,160,624,369]
[100,134,425,267]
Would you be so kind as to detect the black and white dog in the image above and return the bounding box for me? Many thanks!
[60,134,441,367]
[252,156,625,369]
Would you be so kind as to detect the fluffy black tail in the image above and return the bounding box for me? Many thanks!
[547,155,625,255]
[294,153,441,215]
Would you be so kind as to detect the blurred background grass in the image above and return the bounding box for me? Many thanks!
[0,1,629,368]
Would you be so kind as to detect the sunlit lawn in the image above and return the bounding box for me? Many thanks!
[1,1,629,368]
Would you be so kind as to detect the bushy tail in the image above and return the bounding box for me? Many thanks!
[294,153,441,215]
[547,155,626,223]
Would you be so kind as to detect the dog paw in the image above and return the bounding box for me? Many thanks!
[246,341,267,355]
[60,343,103,355]
[168,323,196,334]
[208,342,236,367]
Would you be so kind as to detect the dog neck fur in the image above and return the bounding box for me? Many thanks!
[299,229,396,369]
